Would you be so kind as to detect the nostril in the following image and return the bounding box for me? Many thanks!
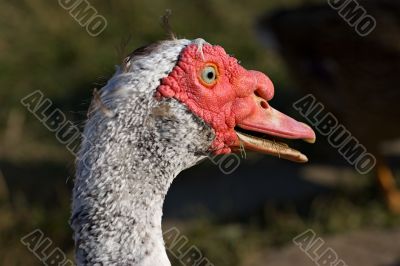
[254,90,261,98]
[260,101,268,109]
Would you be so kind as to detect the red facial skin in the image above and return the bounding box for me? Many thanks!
[156,44,275,154]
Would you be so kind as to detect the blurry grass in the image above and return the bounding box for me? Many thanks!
[1,153,399,265]
[0,0,326,131]
[165,187,400,266]
[2,157,397,265]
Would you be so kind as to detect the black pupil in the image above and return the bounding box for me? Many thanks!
[207,71,214,79]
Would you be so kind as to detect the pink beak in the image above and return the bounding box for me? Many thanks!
[239,95,316,142]
[232,72,316,163]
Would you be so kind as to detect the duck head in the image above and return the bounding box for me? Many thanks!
[153,39,316,162]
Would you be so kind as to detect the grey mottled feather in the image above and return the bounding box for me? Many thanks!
[71,39,214,265]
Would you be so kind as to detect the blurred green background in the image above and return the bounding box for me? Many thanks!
[1,0,399,265]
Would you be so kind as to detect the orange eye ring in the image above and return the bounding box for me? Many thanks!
[199,63,219,87]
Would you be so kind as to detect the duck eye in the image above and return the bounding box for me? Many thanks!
[200,65,218,85]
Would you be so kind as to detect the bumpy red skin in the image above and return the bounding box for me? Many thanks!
[156,44,274,154]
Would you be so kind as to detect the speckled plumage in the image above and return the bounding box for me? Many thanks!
[71,39,214,265]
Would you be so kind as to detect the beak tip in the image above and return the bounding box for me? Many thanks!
[300,123,316,144]
[298,154,309,163]
[304,137,316,144]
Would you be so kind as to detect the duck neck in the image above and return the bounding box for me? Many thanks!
[71,98,212,265]
[72,138,184,265]
[71,38,212,264]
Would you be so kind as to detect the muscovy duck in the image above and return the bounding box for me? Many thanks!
[71,38,315,265]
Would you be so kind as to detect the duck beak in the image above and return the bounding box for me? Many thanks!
[232,95,316,163]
